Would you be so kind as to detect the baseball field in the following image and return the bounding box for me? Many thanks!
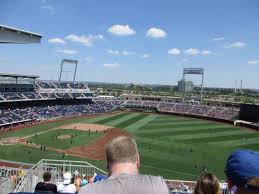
[0,111,258,181]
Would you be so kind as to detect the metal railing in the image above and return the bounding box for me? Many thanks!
[14,159,107,193]
[0,166,29,194]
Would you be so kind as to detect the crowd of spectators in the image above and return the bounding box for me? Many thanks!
[0,98,239,126]
[37,81,87,90]
[123,101,239,120]
[31,136,259,194]
[0,100,123,126]
[0,92,94,101]
[0,92,25,101]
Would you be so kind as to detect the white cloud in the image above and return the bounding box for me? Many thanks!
[65,34,103,47]
[107,49,120,55]
[168,48,213,56]
[168,48,181,55]
[248,60,259,65]
[122,51,136,56]
[57,49,78,55]
[146,28,167,38]
[201,50,213,55]
[212,37,224,41]
[184,48,200,55]
[84,57,94,63]
[107,25,136,36]
[40,5,55,14]
[226,41,246,48]
[141,54,150,59]
[107,49,136,56]
[48,38,65,44]
[103,63,120,69]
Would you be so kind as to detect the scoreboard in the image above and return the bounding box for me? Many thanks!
[239,104,259,122]
[183,68,204,75]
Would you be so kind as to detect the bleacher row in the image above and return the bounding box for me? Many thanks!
[0,92,94,101]
[37,81,87,89]
[123,101,239,120]
[0,80,92,102]
[0,100,123,126]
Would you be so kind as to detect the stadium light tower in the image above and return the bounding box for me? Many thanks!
[59,59,78,84]
[183,68,205,103]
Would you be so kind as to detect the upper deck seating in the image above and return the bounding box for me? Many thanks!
[22,92,42,100]
[1,92,25,101]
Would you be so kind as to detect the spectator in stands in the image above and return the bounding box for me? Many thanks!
[80,175,88,187]
[225,150,259,194]
[79,136,170,194]
[194,172,221,194]
[57,172,80,193]
[35,171,57,193]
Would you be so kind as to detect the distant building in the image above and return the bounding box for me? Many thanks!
[178,79,194,93]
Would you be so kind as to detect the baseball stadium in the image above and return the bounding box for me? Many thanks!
[1,1,259,194]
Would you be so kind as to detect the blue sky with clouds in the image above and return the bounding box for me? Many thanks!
[0,0,259,88]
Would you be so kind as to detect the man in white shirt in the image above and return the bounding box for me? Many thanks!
[57,172,77,193]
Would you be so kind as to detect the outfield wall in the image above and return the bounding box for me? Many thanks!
[236,122,259,131]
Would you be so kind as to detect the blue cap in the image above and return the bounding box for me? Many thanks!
[225,150,259,190]
[94,175,107,182]
[80,179,88,186]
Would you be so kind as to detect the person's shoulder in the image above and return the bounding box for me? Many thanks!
[136,174,166,183]
[67,184,77,191]
[68,183,76,188]
[35,182,42,186]
[48,183,57,188]
[78,183,99,194]
[35,182,43,188]
[57,183,63,187]
[135,175,169,192]
[79,179,110,194]
[57,183,65,190]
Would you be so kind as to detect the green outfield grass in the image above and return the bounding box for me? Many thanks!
[28,129,102,149]
[0,111,258,181]
[0,144,105,169]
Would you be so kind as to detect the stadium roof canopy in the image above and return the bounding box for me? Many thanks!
[0,73,39,79]
[0,24,42,44]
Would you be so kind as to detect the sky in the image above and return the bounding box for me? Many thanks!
[0,0,259,89]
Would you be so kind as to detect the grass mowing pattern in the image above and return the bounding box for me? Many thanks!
[28,129,102,149]
[136,127,242,138]
[0,111,258,181]
[94,112,258,180]
[105,113,141,126]
[114,114,150,128]
[94,112,130,124]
